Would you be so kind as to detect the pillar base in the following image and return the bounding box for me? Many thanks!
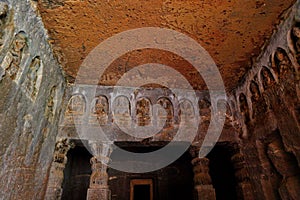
[194,185,216,200]
[87,188,111,200]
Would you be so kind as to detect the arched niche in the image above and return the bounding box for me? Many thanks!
[136,97,152,126]
[178,99,195,126]
[112,95,131,128]
[157,97,173,128]
[64,94,86,125]
[260,66,275,91]
[89,95,109,125]
[238,93,250,125]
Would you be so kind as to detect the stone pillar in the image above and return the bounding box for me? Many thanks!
[87,141,113,200]
[190,146,216,200]
[231,150,255,200]
[45,138,74,200]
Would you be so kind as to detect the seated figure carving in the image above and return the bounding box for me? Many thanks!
[0,31,27,81]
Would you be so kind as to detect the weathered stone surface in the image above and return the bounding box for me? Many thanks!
[0,0,66,199]
[0,0,299,200]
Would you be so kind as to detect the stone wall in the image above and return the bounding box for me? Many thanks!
[230,1,300,199]
[0,0,66,199]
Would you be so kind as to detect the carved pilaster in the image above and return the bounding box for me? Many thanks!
[190,146,216,200]
[231,151,254,200]
[45,139,74,200]
[87,141,113,200]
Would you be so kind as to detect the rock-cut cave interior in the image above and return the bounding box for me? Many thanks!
[0,0,300,200]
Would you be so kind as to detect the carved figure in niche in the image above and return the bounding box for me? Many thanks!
[199,98,211,122]
[23,57,42,100]
[136,98,151,126]
[89,157,108,188]
[45,86,56,122]
[0,1,8,48]
[179,100,195,126]
[250,81,260,103]
[291,25,300,62]
[113,96,131,127]
[18,114,33,156]
[64,94,85,124]
[267,138,300,199]
[0,31,26,81]
[157,98,173,128]
[273,48,292,77]
[261,67,275,90]
[239,93,250,124]
[90,96,108,125]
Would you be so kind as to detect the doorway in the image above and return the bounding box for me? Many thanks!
[207,144,237,200]
[130,179,153,200]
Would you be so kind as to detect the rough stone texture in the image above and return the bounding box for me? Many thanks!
[0,0,299,200]
[231,1,300,199]
[37,0,295,91]
[0,0,66,199]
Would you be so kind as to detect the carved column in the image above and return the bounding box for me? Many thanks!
[87,141,113,200]
[231,149,255,200]
[190,147,216,200]
[45,139,74,200]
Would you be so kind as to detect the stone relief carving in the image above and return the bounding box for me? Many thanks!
[157,98,173,128]
[64,94,86,125]
[261,67,275,91]
[250,80,260,103]
[273,48,293,78]
[290,25,300,64]
[136,98,152,126]
[19,114,33,156]
[199,98,211,122]
[89,96,108,125]
[179,99,195,126]
[113,96,131,127]
[45,86,57,123]
[0,1,8,49]
[23,57,43,100]
[239,93,250,124]
[45,139,74,199]
[0,31,27,81]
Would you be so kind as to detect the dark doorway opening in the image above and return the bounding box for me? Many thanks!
[207,144,237,200]
[61,145,92,200]
[134,185,150,200]
[109,142,194,200]
[130,179,153,200]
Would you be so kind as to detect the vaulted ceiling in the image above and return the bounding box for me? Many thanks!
[37,0,295,91]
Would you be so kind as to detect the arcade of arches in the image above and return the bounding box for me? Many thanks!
[0,0,300,200]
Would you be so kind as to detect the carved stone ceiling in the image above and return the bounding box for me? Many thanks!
[37,0,295,91]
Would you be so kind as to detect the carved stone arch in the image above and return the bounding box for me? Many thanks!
[273,47,293,78]
[23,56,43,101]
[0,31,27,82]
[112,95,131,127]
[136,97,152,126]
[260,66,275,91]
[89,95,109,125]
[64,94,86,125]
[157,97,174,128]
[238,93,250,125]
[179,99,195,126]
